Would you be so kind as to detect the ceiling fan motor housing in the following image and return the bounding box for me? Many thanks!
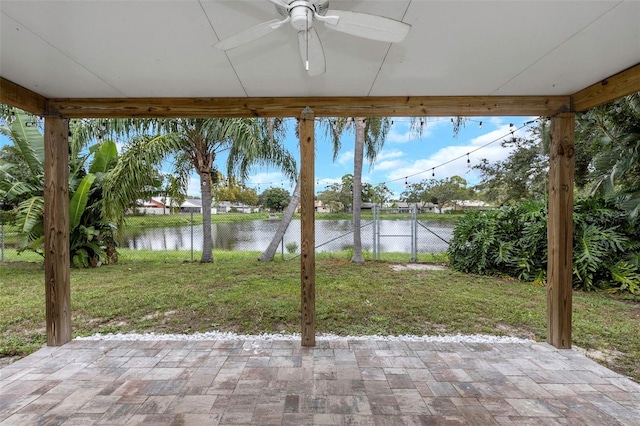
[276,0,331,30]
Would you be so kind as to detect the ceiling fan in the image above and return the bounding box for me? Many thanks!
[214,0,411,77]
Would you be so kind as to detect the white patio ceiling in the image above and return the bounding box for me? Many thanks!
[1,0,639,102]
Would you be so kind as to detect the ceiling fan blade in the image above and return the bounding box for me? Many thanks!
[324,10,411,43]
[268,0,290,8]
[214,19,282,51]
[298,28,325,76]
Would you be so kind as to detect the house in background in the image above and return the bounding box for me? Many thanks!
[442,200,493,212]
[314,200,331,213]
[386,202,437,214]
[215,201,255,213]
[133,197,218,215]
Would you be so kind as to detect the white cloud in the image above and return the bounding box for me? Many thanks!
[373,159,406,172]
[316,176,342,191]
[337,150,354,166]
[387,128,414,144]
[247,172,286,186]
[375,149,404,161]
[384,123,534,191]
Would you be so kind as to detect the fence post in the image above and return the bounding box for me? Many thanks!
[411,205,417,262]
[375,206,380,260]
[190,211,194,262]
[372,206,377,261]
[281,237,284,260]
[1,222,4,262]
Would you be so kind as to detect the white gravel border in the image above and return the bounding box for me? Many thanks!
[75,331,532,344]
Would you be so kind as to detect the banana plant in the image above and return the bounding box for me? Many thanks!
[0,109,119,267]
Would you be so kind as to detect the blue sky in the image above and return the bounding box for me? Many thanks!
[235,116,537,200]
[1,115,537,199]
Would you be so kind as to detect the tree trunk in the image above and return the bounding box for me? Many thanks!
[351,118,365,264]
[259,176,301,262]
[199,171,214,263]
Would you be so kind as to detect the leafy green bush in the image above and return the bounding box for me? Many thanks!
[448,198,640,293]
[285,241,298,254]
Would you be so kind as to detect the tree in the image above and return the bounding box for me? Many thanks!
[259,187,291,212]
[213,176,259,207]
[335,118,391,263]
[259,118,343,262]
[369,183,393,206]
[258,178,301,262]
[473,133,548,205]
[102,118,296,263]
[317,175,354,212]
[401,176,470,213]
[430,176,469,212]
[400,181,434,209]
[577,92,640,220]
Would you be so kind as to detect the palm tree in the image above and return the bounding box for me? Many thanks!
[258,118,342,262]
[343,118,391,263]
[578,92,640,220]
[102,118,296,263]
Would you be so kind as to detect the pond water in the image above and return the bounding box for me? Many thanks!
[121,219,454,254]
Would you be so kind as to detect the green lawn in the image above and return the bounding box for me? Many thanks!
[1,251,638,382]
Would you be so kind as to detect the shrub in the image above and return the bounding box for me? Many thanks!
[448,198,640,293]
[285,241,298,254]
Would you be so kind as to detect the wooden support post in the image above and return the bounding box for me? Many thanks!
[547,113,575,349]
[300,107,316,347]
[44,117,71,346]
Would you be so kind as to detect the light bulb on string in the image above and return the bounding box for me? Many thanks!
[467,153,470,164]
[478,121,483,129]
[432,169,435,177]
[404,177,408,186]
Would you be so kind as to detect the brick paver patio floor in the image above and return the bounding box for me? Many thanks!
[1,338,639,425]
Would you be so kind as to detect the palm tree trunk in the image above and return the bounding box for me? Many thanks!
[199,171,214,263]
[351,118,365,264]
[259,176,301,262]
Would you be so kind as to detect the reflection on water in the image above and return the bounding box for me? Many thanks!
[122,219,453,254]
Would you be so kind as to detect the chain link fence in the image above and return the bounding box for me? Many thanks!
[0,210,453,264]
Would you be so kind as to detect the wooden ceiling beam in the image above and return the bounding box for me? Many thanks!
[571,63,640,112]
[47,96,569,119]
[0,77,48,116]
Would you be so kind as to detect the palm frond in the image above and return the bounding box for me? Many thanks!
[1,110,44,176]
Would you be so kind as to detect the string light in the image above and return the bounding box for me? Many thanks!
[372,119,537,187]
[244,117,538,191]
[432,169,435,177]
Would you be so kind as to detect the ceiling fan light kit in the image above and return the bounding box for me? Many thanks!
[214,0,411,76]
